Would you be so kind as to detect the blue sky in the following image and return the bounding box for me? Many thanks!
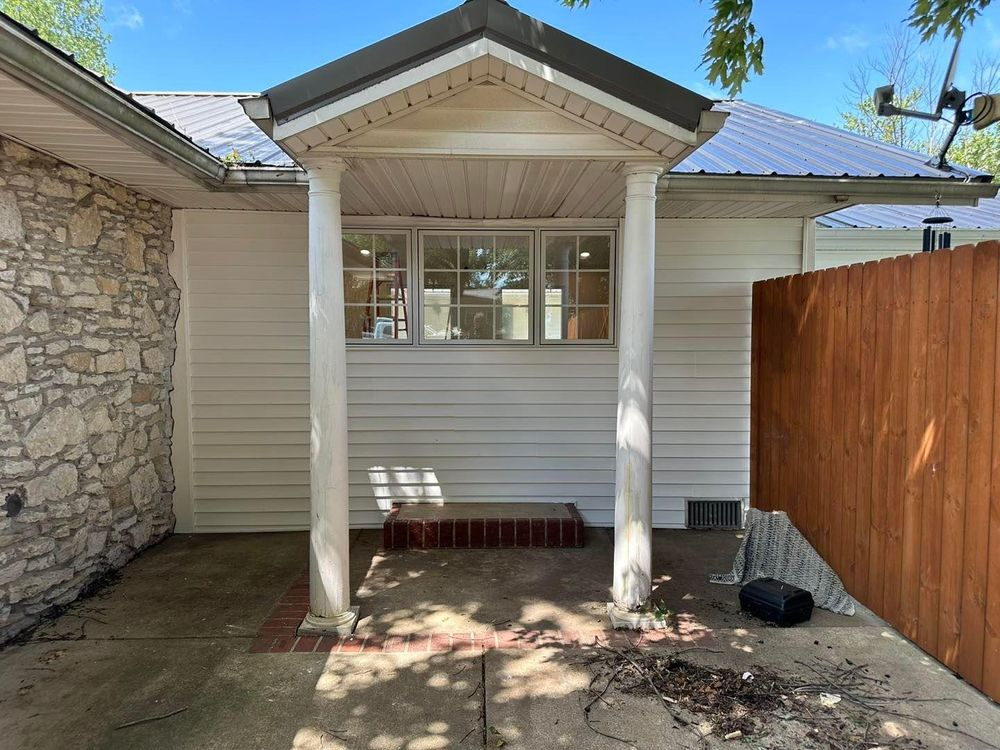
[104,0,1000,127]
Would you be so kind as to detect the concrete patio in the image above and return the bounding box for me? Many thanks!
[1,529,998,749]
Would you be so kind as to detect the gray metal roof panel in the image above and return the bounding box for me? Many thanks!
[133,93,294,166]
[817,197,1000,228]
[261,0,714,133]
[674,101,989,180]
[133,93,995,184]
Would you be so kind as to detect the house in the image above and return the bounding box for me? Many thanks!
[1,0,996,640]
[815,197,1000,269]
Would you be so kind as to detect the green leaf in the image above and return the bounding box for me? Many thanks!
[1,0,115,80]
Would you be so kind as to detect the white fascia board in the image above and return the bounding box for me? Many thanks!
[273,39,491,142]
[272,38,702,149]
[484,41,699,147]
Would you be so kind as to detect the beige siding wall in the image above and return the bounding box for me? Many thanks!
[815,226,1000,269]
[173,210,802,532]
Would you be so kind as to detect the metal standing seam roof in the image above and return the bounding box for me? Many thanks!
[132,93,993,183]
[817,197,1000,229]
[132,93,292,167]
[676,101,988,180]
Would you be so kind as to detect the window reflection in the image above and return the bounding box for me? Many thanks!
[422,233,532,341]
[542,233,613,342]
[342,232,409,341]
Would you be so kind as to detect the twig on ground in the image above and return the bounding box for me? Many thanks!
[114,706,188,730]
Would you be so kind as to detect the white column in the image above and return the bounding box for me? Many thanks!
[611,163,663,617]
[301,157,358,635]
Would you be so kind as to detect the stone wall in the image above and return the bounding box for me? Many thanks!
[0,137,177,643]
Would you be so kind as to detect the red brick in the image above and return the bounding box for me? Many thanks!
[383,635,409,653]
[560,630,582,647]
[438,519,454,548]
[408,520,424,548]
[430,633,452,651]
[316,636,345,653]
[469,519,485,548]
[268,636,295,653]
[391,520,409,548]
[476,632,499,650]
[340,635,368,653]
[362,634,386,652]
[259,625,297,637]
[454,519,470,548]
[530,519,545,546]
[423,520,440,548]
[484,518,500,547]
[452,633,476,651]
[496,630,522,649]
[499,519,515,547]
[293,636,320,653]
[560,518,576,547]
[407,634,432,653]
[545,518,561,547]
[383,520,392,549]
[514,519,530,547]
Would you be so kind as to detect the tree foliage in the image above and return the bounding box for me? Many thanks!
[949,127,1000,178]
[561,0,996,95]
[1,0,115,80]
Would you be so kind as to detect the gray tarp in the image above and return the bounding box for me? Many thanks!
[710,508,856,616]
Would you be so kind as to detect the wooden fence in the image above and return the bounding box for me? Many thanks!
[750,240,1000,702]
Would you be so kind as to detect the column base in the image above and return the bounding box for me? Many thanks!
[607,602,670,631]
[297,606,360,636]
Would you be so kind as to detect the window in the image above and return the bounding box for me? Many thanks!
[420,232,533,342]
[542,232,614,342]
[342,231,410,342]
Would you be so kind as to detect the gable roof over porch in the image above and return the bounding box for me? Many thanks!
[247,0,721,160]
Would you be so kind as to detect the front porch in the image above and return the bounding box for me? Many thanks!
[3,531,998,749]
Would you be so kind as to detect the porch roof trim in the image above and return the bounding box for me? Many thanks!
[259,0,713,135]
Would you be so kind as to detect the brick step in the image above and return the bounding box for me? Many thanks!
[382,502,585,549]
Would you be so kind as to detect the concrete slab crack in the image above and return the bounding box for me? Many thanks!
[480,650,488,748]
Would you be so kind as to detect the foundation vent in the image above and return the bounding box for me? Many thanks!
[685,498,744,530]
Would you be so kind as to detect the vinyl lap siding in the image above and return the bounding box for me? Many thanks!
[815,227,1000,269]
[652,219,801,522]
[176,210,802,532]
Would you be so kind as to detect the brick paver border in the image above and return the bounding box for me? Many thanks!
[250,571,715,654]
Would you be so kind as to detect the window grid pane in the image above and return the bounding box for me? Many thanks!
[343,232,409,342]
[543,233,612,342]
[422,233,532,342]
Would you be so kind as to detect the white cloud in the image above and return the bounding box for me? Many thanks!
[824,28,871,53]
[109,5,144,30]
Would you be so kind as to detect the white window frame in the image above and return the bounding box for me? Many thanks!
[342,228,414,346]
[417,229,536,346]
[538,229,618,346]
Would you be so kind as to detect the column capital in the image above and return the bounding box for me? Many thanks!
[621,162,666,177]
[301,155,349,192]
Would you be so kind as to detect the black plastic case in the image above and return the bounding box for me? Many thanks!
[739,577,814,626]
